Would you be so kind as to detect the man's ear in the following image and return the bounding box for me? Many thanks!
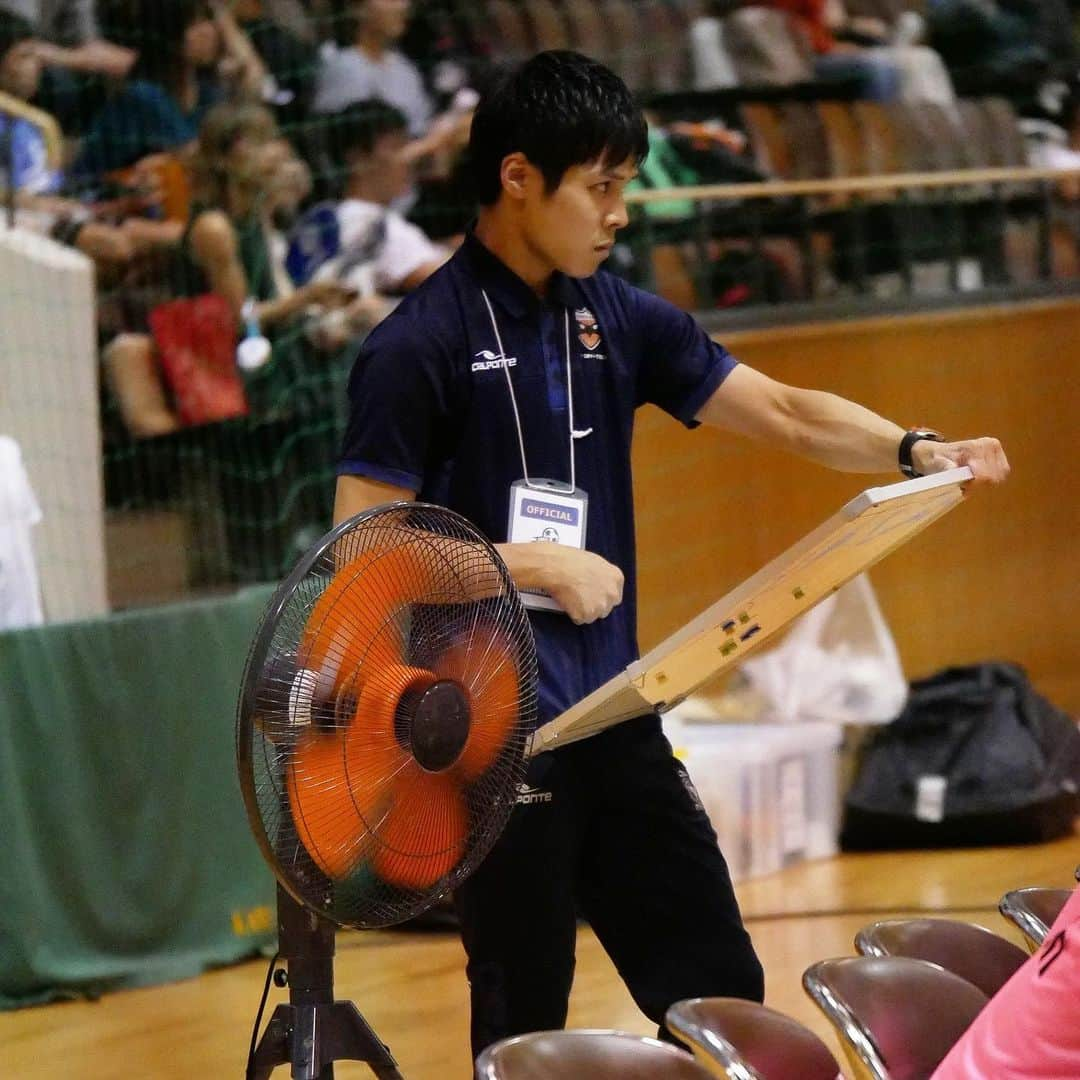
[499,152,533,201]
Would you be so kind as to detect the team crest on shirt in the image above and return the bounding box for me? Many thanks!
[575,307,602,351]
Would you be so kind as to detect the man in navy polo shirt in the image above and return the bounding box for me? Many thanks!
[335,50,1010,1062]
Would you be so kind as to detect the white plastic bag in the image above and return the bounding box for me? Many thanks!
[739,573,907,725]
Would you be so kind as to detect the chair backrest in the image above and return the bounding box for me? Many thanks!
[666,997,841,1080]
[955,99,1000,169]
[1000,887,1072,951]
[803,956,989,1080]
[881,102,939,174]
[475,1029,715,1079]
[640,0,691,93]
[776,102,831,181]
[979,98,1030,169]
[738,103,793,179]
[563,0,614,64]
[601,0,650,91]
[855,918,1027,999]
[485,0,536,63]
[816,101,869,179]
[525,0,572,51]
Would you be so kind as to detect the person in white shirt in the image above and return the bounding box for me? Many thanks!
[319,98,449,297]
[314,0,470,175]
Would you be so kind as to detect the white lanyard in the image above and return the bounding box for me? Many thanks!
[480,288,589,494]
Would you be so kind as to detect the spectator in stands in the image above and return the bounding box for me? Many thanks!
[1,0,133,135]
[761,0,956,102]
[232,0,317,130]
[72,0,268,180]
[1,0,133,78]
[321,100,449,291]
[297,100,451,350]
[314,0,471,174]
[104,103,355,438]
[764,0,902,98]
[0,11,178,264]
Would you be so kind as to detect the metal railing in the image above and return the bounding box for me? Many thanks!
[622,165,1080,327]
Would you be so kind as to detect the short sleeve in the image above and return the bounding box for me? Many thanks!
[313,46,359,114]
[376,213,441,291]
[338,312,459,491]
[625,282,737,427]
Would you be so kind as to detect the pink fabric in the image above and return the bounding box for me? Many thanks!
[931,887,1080,1080]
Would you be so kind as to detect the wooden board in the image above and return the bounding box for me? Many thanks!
[531,468,972,754]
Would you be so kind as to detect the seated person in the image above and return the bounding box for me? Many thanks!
[104,102,354,438]
[0,11,178,264]
[321,100,449,290]
[764,0,954,102]
[314,0,470,177]
[72,0,267,182]
[232,0,317,130]
[1,0,131,73]
[932,887,1080,1079]
[291,100,450,349]
[5,0,134,133]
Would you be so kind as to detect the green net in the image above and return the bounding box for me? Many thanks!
[0,0,1076,613]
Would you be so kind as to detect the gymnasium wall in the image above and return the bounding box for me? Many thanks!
[632,297,1080,712]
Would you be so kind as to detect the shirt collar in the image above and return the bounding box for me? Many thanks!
[461,230,584,319]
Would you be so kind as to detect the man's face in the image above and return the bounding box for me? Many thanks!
[519,156,636,279]
[184,16,221,68]
[358,0,410,43]
[367,129,411,203]
[0,40,42,101]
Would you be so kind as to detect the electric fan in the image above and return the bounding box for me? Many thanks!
[237,503,537,1079]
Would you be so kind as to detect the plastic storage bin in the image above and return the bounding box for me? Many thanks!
[663,719,844,882]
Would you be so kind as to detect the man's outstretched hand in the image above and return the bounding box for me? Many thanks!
[912,437,1011,485]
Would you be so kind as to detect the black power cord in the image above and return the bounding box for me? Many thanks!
[245,952,280,1080]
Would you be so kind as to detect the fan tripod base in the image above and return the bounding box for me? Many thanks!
[250,1000,403,1080]
[250,886,405,1080]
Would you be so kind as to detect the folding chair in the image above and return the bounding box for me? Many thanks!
[803,956,988,1080]
[999,887,1073,951]
[855,918,1026,998]
[666,997,841,1079]
[475,1029,714,1079]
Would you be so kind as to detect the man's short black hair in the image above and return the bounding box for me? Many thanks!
[468,50,648,206]
[330,99,409,161]
[0,11,33,63]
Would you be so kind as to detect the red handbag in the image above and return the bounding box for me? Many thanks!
[148,293,248,426]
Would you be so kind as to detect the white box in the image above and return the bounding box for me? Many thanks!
[664,719,843,882]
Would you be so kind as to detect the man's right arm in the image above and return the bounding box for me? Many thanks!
[333,476,622,624]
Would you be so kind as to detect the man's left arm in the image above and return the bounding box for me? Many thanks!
[697,364,1010,483]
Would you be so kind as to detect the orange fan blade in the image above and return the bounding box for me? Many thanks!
[289,663,430,880]
[344,661,434,798]
[372,769,468,891]
[300,541,439,698]
[434,623,521,780]
[299,550,389,692]
[287,728,375,880]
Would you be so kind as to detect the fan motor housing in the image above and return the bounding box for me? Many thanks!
[397,679,471,772]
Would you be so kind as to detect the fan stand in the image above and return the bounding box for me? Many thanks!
[250,885,405,1080]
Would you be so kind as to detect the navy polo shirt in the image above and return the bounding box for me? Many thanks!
[339,232,737,726]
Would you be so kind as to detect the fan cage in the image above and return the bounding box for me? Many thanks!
[237,502,537,929]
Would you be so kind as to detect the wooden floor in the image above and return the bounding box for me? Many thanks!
[3,834,1076,1079]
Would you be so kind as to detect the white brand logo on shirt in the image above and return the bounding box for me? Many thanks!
[515,783,553,805]
[472,349,517,372]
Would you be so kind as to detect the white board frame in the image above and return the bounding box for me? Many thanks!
[529,467,973,755]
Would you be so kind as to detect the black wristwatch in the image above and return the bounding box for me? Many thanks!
[898,429,944,479]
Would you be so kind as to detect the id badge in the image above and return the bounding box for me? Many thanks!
[507,479,589,613]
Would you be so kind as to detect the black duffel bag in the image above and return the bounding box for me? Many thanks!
[841,663,1080,850]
